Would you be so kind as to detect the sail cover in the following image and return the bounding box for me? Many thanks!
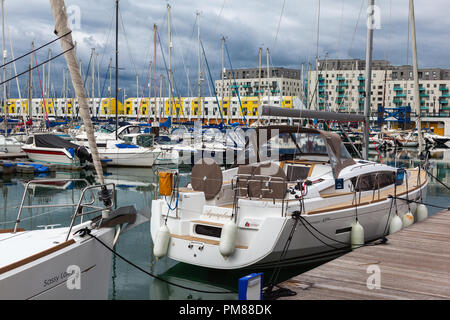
[34,134,79,149]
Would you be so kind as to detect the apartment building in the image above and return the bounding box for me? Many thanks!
[214,67,303,98]
[308,59,450,115]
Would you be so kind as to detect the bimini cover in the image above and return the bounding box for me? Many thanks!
[319,131,356,178]
[34,134,79,149]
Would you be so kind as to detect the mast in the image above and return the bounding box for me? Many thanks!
[2,0,7,136]
[363,0,375,160]
[258,47,262,123]
[115,0,119,139]
[221,37,225,124]
[266,48,270,107]
[153,24,158,125]
[91,48,95,114]
[196,11,202,123]
[28,41,33,120]
[168,4,173,119]
[49,0,106,187]
[108,57,112,119]
[409,0,423,151]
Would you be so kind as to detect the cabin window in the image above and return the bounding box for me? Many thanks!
[195,224,222,238]
[351,171,395,192]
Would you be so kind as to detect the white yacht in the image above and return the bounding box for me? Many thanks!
[150,125,428,270]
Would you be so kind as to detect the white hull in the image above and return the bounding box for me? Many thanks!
[22,146,77,165]
[151,183,426,270]
[0,225,114,299]
[98,148,160,167]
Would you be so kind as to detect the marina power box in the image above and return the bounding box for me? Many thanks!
[238,273,263,300]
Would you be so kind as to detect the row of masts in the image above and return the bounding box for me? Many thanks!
[1,0,424,157]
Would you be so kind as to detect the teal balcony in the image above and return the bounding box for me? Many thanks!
[393,87,403,91]
[419,87,425,91]
[339,106,347,110]
[318,76,325,82]
[336,76,345,81]
[336,87,345,92]
[336,99,344,104]
[396,93,406,98]
[419,93,429,98]
[393,99,402,104]
[242,84,251,88]
[357,76,365,81]
[337,94,347,98]
[358,87,365,93]
[230,85,239,89]
[420,106,429,110]
[441,94,450,98]
[441,99,448,104]
[439,86,449,91]
[319,94,326,98]
[319,88,325,93]
[337,82,349,87]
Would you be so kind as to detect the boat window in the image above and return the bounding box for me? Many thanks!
[351,171,395,192]
[286,165,310,181]
[26,136,34,145]
[195,224,222,238]
[261,132,327,160]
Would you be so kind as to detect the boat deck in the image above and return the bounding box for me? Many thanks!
[279,208,450,300]
[306,169,427,215]
[0,228,74,274]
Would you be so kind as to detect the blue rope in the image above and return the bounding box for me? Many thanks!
[164,192,179,211]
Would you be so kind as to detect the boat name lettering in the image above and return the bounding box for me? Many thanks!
[43,270,75,287]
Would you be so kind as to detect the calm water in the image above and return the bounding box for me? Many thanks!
[0,148,449,300]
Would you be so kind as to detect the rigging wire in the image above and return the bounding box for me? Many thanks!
[272,0,286,49]
[347,0,365,56]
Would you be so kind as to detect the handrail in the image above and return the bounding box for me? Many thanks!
[65,182,115,241]
[231,174,288,221]
[13,179,92,233]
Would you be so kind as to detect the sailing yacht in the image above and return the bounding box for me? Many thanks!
[150,125,428,270]
[0,0,149,299]
[74,125,162,167]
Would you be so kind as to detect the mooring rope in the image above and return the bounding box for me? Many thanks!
[75,227,236,295]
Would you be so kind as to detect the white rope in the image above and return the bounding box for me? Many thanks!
[49,0,105,184]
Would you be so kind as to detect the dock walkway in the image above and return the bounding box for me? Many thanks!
[280,209,450,300]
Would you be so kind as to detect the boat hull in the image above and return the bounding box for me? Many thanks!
[98,149,160,167]
[0,227,114,299]
[22,147,77,165]
[151,182,427,270]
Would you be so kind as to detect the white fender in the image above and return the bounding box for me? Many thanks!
[389,215,403,234]
[351,221,364,249]
[153,224,171,259]
[416,204,428,222]
[402,211,414,228]
[219,220,238,257]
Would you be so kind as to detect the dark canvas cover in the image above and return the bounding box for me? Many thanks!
[34,134,79,149]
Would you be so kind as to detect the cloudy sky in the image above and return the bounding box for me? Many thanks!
[2,0,450,99]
